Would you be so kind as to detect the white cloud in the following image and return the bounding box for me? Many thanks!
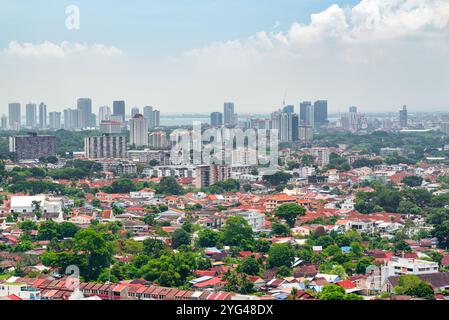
[3,41,123,58]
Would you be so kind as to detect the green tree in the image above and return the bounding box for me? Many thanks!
[237,256,261,276]
[275,203,306,227]
[171,228,191,249]
[221,216,254,247]
[196,229,220,248]
[320,284,346,300]
[156,177,184,195]
[268,243,295,268]
[402,176,423,187]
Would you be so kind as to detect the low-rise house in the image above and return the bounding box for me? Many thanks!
[387,257,439,276]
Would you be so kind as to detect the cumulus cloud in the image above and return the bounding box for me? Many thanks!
[3,41,123,58]
[181,0,449,112]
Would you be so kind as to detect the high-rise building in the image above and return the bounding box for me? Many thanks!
[271,110,299,142]
[299,125,314,142]
[84,135,127,159]
[314,100,328,127]
[9,133,56,161]
[210,112,223,127]
[26,103,37,128]
[77,98,93,128]
[1,115,7,130]
[152,110,160,128]
[349,106,358,113]
[149,131,169,149]
[49,112,61,130]
[39,102,47,129]
[283,105,294,114]
[113,101,126,123]
[63,108,83,130]
[100,121,122,134]
[131,107,140,117]
[300,101,314,127]
[399,105,408,128]
[98,106,111,123]
[143,106,153,125]
[195,164,231,189]
[311,147,330,167]
[224,102,236,126]
[130,114,149,147]
[8,103,21,131]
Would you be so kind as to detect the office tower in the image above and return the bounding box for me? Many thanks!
[130,114,149,147]
[399,105,408,128]
[49,112,61,130]
[100,120,122,134]
[314,100,328,127]
[283,105,295,114]
[210,112,223,127]
[271,110,299,142]
[143,106,153,124]
[113,101,126,123]
[131,107,140,117]
[195,164,231,189]
[98,106,111,123]
[224,102,236,126]
[152,110,160,128]
[63,108,83,130]
[1,115,7,130]
[299,101,314,126]
[77,98,92,128]
[9,133,56,161]
[349,106,358,113]
[8,103,21,131]
[299,125,314,142]
[149,131,169,148]
[26,103,37,128]
[84,135,127,159]
[39,102,47,129]
[291,113,299,141]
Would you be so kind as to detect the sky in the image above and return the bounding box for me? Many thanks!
[0,0,448,115]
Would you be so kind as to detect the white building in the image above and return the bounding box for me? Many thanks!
[9,195,63,222]
[0,280,41,300]
[387,257,439,276]
[130,114,149,147]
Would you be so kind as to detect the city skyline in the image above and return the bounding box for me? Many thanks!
[1,0,448,114]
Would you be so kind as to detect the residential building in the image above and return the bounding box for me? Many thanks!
[39,102,47,129]
[9,133,56,161]
[8,103,21,130]
[25,103,37,128]
[84,135,127,159]
[130,114,149,147]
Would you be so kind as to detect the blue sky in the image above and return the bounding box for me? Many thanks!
[0,0,358,57]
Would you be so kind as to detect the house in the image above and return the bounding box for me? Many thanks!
[69,214,95,225]
[383,272,449,293]
[10,195,64,222]
[265,194,296,212]
[0,281,41,300]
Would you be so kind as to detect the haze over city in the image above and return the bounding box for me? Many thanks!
[1,0,448,115]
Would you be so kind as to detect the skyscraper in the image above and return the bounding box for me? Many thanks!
[299,101,314,126]
[131,107,140,117]
[64,108,83,130]
[130,114,149,147]
[26,103,37,128]
[8,103,21,131]
[49,112,61,130]
[77,98,92,128]
[271,110,299,142]
[1,115,7,130]
[39,102,47,129]
[224,102,236,126]
[210,112,223,127]
[283,105,294,114]
[399,105,408,128]
[349,106,358,113]
[313,100,328,127]
[99,106,111,123]
[113,101,126,123]
[152,110,160,128]
[143,106,153,128]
